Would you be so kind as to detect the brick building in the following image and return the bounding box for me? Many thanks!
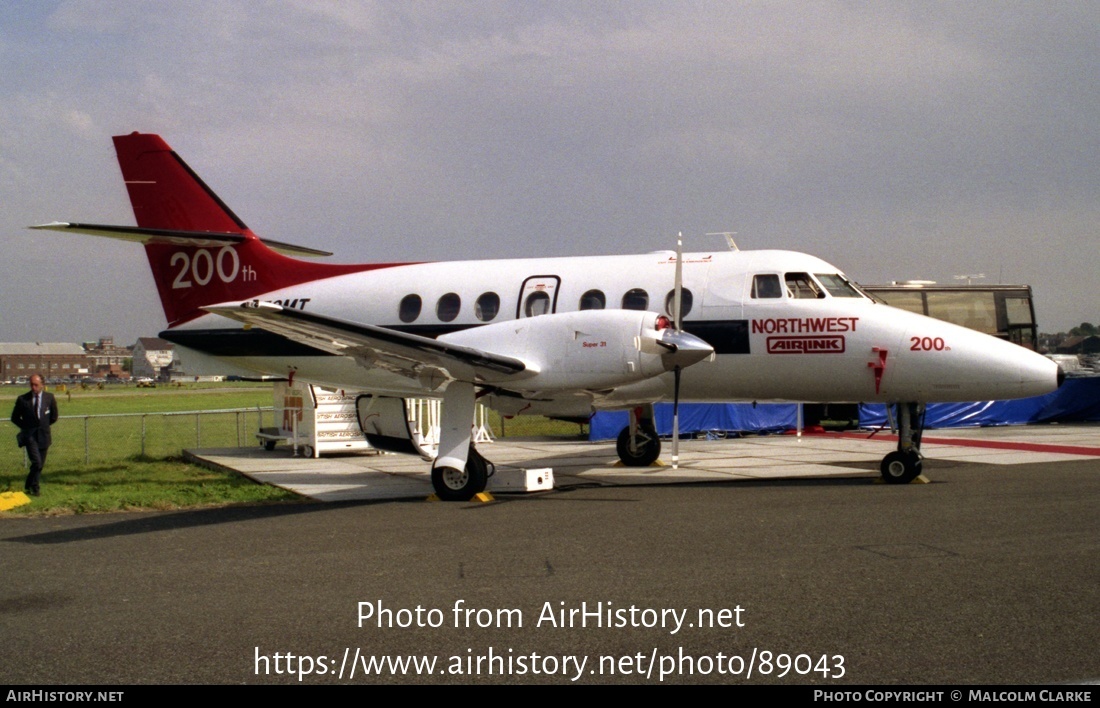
[0,343,90,382]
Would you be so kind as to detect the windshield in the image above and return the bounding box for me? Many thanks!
[815,273,866,298]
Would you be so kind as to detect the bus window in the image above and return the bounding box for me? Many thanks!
[1005,297,1034,325]
[926,291,997,334]
[876,290,925,315]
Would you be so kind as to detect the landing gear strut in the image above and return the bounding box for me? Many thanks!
[880,402,925,484]
[616,405,661,467]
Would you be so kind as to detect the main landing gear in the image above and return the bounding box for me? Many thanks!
[430,382,493,501]
[880,402,926,484]
[431,445,492,502]
[616,404,661,467]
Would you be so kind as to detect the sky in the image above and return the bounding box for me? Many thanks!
[2,1,1097,344]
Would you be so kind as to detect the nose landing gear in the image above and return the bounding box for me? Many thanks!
[880,402,926,484]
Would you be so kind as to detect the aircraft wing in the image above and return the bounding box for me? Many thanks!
[202,301,529,386]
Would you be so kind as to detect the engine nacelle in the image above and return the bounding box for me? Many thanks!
[355,395,435,459]
[439,310,686,391]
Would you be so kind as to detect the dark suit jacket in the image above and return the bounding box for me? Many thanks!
[11,390,58,448]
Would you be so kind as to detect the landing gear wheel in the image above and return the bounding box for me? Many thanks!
[431,448,489,501]
[880,450,922,484]
[616,425,661,467]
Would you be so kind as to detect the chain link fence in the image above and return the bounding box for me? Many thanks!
[2,408,276,469]
[2,406,588,471]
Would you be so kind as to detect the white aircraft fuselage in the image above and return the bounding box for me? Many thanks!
[165,248,1057,415]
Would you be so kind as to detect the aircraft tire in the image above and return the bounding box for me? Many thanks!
[616,425,661,467]
[880,450,921,484]
[431,450,489,501]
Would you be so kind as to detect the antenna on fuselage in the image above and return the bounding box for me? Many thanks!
[706,231,739,251]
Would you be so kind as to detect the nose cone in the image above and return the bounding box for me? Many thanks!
[901,328,1063,401]
[659,329,714,370]
[1013,348,1063,398]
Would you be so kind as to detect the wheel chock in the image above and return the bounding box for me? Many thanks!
[0,491,32,511]
[874,474,931,485]
[426,492,496,503]
[610,459,667,468]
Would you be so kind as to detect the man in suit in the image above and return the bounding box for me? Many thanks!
[11,374,59,496]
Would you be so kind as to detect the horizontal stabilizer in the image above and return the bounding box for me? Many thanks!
[30,222,333,258]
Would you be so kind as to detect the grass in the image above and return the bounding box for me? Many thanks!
[1,382,294,516]
[1,457,298,515]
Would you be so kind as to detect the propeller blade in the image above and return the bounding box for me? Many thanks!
[664,234,682,470]
[672,365,681,469]
[673,232,683,331]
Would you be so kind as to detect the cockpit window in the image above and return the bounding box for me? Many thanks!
[752,274,782,299]
[785,272,824,299]
[815,273,863,298]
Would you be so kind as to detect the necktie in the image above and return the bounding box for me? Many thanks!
[34,394,41,418]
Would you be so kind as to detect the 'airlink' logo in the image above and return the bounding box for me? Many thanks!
[766,336,846,354]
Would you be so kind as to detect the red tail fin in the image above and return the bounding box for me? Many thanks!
[111,133,397,327]
[113,132,248,233]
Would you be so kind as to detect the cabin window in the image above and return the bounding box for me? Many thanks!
[399,294,422,323]
[785,272,823,299]
[579,289,606,310]
[524,291,551,317]
[475,292,500,321]
[622,288,648,310]
[815,273,862,298]
[663,288,694,321]
[752,274,782,299]
[436,293,461,322]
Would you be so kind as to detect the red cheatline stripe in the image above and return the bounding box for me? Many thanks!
[834,431,1100,457]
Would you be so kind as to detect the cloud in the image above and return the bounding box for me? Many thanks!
[0,1,1097,342]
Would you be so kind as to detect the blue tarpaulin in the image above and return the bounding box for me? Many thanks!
[588,377,1100,440]
[589,403,798,440]
[859,377,1100,428]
